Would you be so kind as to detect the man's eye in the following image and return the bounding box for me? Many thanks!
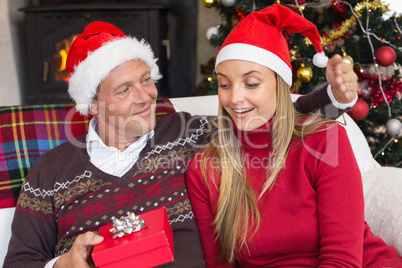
[119,88,129,94]
[142,77,152,84]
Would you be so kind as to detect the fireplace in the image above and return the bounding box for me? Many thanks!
[20,3,169,104]
[52,34,77,83]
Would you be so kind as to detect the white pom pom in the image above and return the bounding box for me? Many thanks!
[313,52,328,68]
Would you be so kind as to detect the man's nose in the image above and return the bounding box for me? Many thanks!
[132,86,152,104]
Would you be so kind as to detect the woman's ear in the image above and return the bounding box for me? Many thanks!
[88,100,99,116]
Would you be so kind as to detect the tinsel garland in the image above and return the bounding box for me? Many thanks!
[321,16,355,46]
[353,0,388,15]
[356,71,402,107]
[304,0,388,47]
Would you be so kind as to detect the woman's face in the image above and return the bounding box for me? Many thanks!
[217,60,277,131]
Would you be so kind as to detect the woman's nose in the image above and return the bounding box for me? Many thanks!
[230,84,245,105]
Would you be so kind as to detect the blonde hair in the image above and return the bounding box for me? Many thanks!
[200,75,336,264]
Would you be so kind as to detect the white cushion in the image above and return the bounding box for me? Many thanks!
[362,167,402,255]
[170,95,219,116]
[334,113,380,173]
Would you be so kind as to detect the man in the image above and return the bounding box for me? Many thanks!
[4,21,357,268]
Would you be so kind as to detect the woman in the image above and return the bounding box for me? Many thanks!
[185,5,402,267]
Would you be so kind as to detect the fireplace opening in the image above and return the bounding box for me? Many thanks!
[52,34,77,82]
[21,3,170,104]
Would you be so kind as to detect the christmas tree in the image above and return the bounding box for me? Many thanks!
[199,0,402,167]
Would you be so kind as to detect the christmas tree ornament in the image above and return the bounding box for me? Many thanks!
[203,0,216,8]
[297,64,313,83]
[290,48,298,62]
[221,0,235,7]
[361,88,371,97]
[386,119,402,136]
[374,46,397,67]
[206,26,218,40]
[356,70,402,107]
[331,0,348,19]
[342,52,354,65]
[347,98,369,121]
[234,8,246,24]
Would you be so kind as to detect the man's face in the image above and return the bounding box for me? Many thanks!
[90,59,158,147]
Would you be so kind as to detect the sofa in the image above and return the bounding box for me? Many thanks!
[0,95,401,266]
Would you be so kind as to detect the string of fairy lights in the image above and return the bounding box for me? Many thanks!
[203,0,402,163]
[203,0,401,164]
[283,1,401,158]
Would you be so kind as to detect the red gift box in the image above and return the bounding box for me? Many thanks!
[92,207,174,268]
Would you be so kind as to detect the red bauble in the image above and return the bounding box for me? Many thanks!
[375,46,397,67]
[347,99,369,121]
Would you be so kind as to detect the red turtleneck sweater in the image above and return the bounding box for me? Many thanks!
[186,119,401,268]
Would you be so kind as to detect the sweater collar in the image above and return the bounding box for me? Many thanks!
[232,118,274,153]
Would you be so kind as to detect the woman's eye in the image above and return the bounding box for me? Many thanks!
[246,83,259,89]
[219,84,230,89]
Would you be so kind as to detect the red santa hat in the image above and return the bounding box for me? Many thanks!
[215,4,328,87]
[66,21,162,115]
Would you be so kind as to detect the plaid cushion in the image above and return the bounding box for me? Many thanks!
[0,97,175,208]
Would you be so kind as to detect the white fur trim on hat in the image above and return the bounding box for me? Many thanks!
[68,37,162,116]
[313,52,328,68]
[215,43,293,87]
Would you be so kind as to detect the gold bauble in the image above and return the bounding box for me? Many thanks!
[297,64,313,83]
[203,0,216,8]
[342,53,354,65]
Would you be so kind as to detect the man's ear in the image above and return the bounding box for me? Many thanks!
[89,100,99,116]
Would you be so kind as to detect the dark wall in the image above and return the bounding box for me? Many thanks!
[165,0,198,97]
[122,0,198,97]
